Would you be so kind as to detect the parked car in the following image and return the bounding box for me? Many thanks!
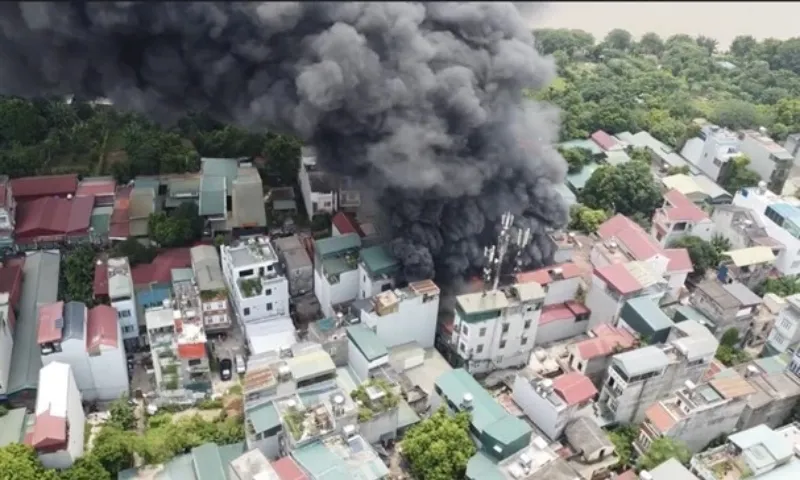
[219,358,233,381]
[235,354,246,375]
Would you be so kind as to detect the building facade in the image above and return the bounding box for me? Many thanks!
[190,245,230,333]
[313,233,362,318]
[107,257,139,352]
[358,280,441,349]
[31,362,85,470]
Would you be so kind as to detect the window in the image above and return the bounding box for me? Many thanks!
[499,340,506,349]
[501,323,509,334]
[243,307,251,316]
[118,310,131,319]
[239,269,254,278]
[576,361,584,371]
[266,303,273,311]
[258,267,265,276]
[673,221,688,231]
[265,288,272,296]
[520,337,528,345]
[462,325,469,335]
[188,359,202,366]
[479,327,487,337]
[268,264,274,272]
[524,320,532,329]
[122,325,135,334]
[460,343,466,352]
[713,157,722,166]
[792,260,800,269]
[782,318,793,330]
[476,344,484,354]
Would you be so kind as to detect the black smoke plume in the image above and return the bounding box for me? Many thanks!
[0,2,569,287]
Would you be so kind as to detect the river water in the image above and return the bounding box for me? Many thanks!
[523,2,799,49]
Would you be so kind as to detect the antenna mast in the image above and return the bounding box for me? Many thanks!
[483,212,532,293]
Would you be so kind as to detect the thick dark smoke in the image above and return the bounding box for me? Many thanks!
[0,2,568,287]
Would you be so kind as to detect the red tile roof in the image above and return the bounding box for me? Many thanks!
[75,179,116,199]
[109,186,132,239]
[594,263,642,295]
[590,130,619,151]
[93,260,109,297]
[552,372,597,406]
[177,342,207,360]
[15,196,94,240]
[272,457,309,480]
[576,325,637,360]
[664,248,693,273]
[704,359,725,382]
[37,302,64,345]
[516,263,583,286]
[539,301,589,325]
[332,212,364,237]
[0,263,24,309]
[11,174,78,200]
[86,305,119,350]
[131,248,192,286]
[617,469,637,480]
[598,214,662,261]
[663,189,709,222]
[645,403,677,434]
[31,410,67,450]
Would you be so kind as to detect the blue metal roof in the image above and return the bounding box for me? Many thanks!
[771,203,800,220]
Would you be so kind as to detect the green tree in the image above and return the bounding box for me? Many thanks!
[60,245,97,305]
[636,33,664,56]
[568,204,609,234]
[758,275,800,297]
[602,29,633,52]
[110,238,157,267]
[608,425,638,469]
[669,236,720,276]
[60,457,111,480]
[108,397,136,431]
[559,147,593,174]
[711,100,765,130]
[262,133,302,186]
[580,161,662,220]
[710,234,733,258]
[666,165,691,175]
[636,437,691,472]
[533,28,595,57]
[149,202,203,248]
[0,443,58,480]
[729,35,758,58]
[719,155,761,193]
[90,427,137,475]
[401,408,476,480]
[695,35,718,55]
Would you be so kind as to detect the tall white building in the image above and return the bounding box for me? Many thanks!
[31,362,85,470]
[298,146,337,218]
[739,129,794,193]
[313,233,362,317]
[0,293,13,397]
[357,280,441,349]
[107,257,139,352]
[733,185,800,275]
[449,283,545,374]
[357,245,399,300]
[765,293,800,356]
[684,124,741,182]
[38,301,129,402]
[190,245,230,333]
[221,236,290,325]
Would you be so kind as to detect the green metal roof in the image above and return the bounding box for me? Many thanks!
[466,452,504,480]
[559,138,603,156]
[397,400,421,429]
[622,297,674,334]
[359,245,398,277]
[192,442,246,480]
[201,158,241,191]
[168,176,201,197]
[171,268,194,285]
[435,369,531,447]
[566,162,601,191]
[199,175,226,216]
[315,233,361,258]
[292,439,389,480]
[133,177,160,192]
[287,350,336,382]
[90,211,111,236]
[0,408,28,447]
[346,324,388,362]
[754,356,788,374]
[247,402,280,434]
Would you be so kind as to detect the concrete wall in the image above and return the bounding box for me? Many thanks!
[361,294,439,349]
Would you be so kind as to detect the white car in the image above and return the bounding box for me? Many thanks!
[235,354,246,375]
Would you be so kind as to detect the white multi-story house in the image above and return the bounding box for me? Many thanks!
[734,357,800,431]
[106,257,139,352]
[31,362,85,470]
[190,245,230,333]
[512,369,598,441]
[682,124,741,183]
[710,204,785,255]
[448,282,545,374]
[597,322,718,425]
[357,245,399,300]
[357,280,441,349]
[298,147,337,218]
[739,129,794,193]
[732,184,800,275]
[515,262,584,307]
[0,176,15,250]
[595,214,693,299]
[764,293,800,356]
[565,324,639,387]
[313,233,362,317]
[0,293,13,397]
[652,189,715,247]
[585,261,667,330]
[636,374,755,454]
[37,301,129,402]
[221,236,290,325]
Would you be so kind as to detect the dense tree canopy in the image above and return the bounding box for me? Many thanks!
[148,202,203,248]
[637,437,691,471]
[568,204,609,234]
[401,408,475,480]
[59,245,98,305]
[579,159,662,221]
[668,235,721,277]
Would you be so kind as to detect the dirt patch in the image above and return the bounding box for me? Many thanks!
[171,408,222,422]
